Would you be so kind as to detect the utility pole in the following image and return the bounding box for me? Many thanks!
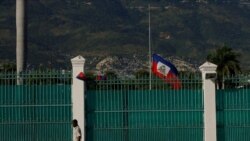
[127,4,164,90]
[16,0,27,85]
[148,4,152,90]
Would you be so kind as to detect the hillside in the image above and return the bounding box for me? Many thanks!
[0,0,249,72]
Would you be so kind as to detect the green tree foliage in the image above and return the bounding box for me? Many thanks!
[207,45,241,89]
[85,71,97,90]
[134,69,149,79]
[0,62,16,72]
[105,71,118,79]
[1,0,250,70]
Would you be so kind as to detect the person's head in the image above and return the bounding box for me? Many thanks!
[72,119,78,127]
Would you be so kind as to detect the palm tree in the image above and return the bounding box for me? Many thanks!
[207,45,241,89]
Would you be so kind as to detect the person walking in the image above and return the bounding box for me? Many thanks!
[72,119,82,141]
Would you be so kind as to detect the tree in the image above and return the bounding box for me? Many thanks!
[134,69,149,79]
[105,71,118,79]
[0,62,16,72]
[85,71,97,90]
[207,45,241,89]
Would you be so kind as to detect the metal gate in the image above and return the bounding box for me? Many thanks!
[0,71,72,141]
[86,76,203,141]
[216,75,250,141]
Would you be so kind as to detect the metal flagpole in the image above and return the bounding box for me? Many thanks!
[148,4,152,90]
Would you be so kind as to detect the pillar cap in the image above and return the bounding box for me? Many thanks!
[71,55,85,65]
[199,61,217,72]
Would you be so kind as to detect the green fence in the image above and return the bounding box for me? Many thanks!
[216,75,250,141]
[217,88,250,141]
[86,76,204,141]
[0,71,72,141]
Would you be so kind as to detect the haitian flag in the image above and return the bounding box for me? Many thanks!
[152,54,181,89]
[76,72,86,81]
[96,74,107,80]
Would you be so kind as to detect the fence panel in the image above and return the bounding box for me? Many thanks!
[0,71,72,141]
[216,74,250,141]
[86,76,203,141]
[217,88,250,141]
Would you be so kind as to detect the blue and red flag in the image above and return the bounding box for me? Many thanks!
[76,72,86,81]
[152,54,181,89]
[96,73,107,80]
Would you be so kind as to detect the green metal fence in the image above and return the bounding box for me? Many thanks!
[86,75,204,141]
[0,71,72,141]
[216,75,250,141]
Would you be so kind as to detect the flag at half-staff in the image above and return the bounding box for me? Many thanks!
[151,54,181,89]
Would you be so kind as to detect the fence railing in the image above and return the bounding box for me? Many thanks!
[222,74,250,89]
[216,75,250,141]
[1,66,250,141]
[0,70,72,85]
[87,73,202,90]
[86,76,204,141]
[0,70,72,141]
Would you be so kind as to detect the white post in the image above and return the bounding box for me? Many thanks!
[71,55,85,141]
[148,4,152,90]
[16,0,26,85]
[199,62,217,141]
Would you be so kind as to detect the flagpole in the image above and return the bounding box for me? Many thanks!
[148,4,152,90]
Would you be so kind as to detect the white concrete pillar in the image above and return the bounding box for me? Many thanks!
[16,0,26,85]
[71,55,85,140]
[199,62,217,141]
